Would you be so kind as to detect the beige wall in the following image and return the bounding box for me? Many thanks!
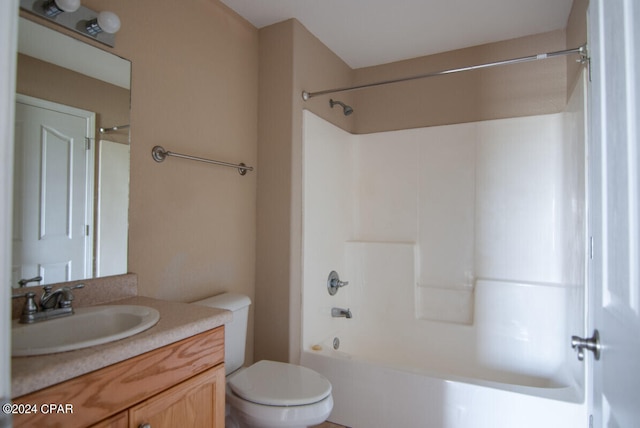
[255,20,294,364]
[102,0,259,362]
[353,29,568,133]
[21,0,260,362]
[255,19,353,363]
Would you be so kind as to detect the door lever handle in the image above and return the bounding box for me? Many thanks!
[18,275,42,287]
[571,329,601,361]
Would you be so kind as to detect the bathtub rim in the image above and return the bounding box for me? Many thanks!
[301,347,585,404]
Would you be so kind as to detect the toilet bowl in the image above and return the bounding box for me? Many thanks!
[194,293,333,428]
[226,361,333,428]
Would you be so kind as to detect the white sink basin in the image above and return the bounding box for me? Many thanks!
[12,305,160,356]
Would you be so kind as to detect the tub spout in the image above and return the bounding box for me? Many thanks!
[331,307,352,319]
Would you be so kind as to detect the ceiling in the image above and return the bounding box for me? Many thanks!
[220,0,574,69]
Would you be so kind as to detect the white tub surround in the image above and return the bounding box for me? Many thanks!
[303,108,584,328]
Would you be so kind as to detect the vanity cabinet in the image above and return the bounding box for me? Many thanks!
[13,326,225,428]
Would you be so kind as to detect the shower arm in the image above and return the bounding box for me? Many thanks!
[302,45,588,100]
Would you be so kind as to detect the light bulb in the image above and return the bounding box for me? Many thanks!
[96,11,121,34]
[43,0,80,16]
[54,0,80,12]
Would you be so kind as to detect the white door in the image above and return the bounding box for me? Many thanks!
[13,95,94,286]
[587,0,640,426]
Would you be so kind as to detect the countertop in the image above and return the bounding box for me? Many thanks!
[11,296,231,398]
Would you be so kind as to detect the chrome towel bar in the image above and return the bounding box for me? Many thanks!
[151,145,253,175]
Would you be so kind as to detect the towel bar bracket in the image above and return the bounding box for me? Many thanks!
[151,145,167,162]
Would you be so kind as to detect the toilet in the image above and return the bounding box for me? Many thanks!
[194,293,333,428]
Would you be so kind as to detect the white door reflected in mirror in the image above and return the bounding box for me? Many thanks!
[13,95,94,287]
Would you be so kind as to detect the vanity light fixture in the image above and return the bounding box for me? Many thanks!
[20,0,121,47]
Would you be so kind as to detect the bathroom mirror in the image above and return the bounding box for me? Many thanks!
[12,16,131,288]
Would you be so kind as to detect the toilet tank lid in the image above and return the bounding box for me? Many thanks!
[193,292,251,311]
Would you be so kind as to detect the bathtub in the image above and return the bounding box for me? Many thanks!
[302,348,585,428]
[300,280,587,428]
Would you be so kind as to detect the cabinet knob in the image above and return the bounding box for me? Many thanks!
[139,424,151,428]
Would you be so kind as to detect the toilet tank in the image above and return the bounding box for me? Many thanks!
[193,292,251,375]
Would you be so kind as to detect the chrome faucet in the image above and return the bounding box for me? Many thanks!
[40,284,83,309]
[331,307,352,319]
[12,283,85,324]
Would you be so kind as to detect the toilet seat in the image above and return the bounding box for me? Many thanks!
[228,360,332,406]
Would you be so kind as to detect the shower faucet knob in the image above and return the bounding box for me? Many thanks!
[327,271,349,296]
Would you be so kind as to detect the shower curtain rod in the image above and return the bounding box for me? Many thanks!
[302,45,588,100]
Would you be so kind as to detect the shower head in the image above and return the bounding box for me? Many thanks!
[329,99,354,116]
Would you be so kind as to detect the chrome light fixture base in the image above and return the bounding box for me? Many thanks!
[20,0,117,47]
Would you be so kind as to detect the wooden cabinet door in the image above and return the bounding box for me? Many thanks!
[129,365,225,428]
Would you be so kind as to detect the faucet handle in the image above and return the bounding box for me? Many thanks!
[58,283,85,308]
[327,271,349,295]
[12,291,38,321]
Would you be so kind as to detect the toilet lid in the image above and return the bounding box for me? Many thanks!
[228,360,332,406]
